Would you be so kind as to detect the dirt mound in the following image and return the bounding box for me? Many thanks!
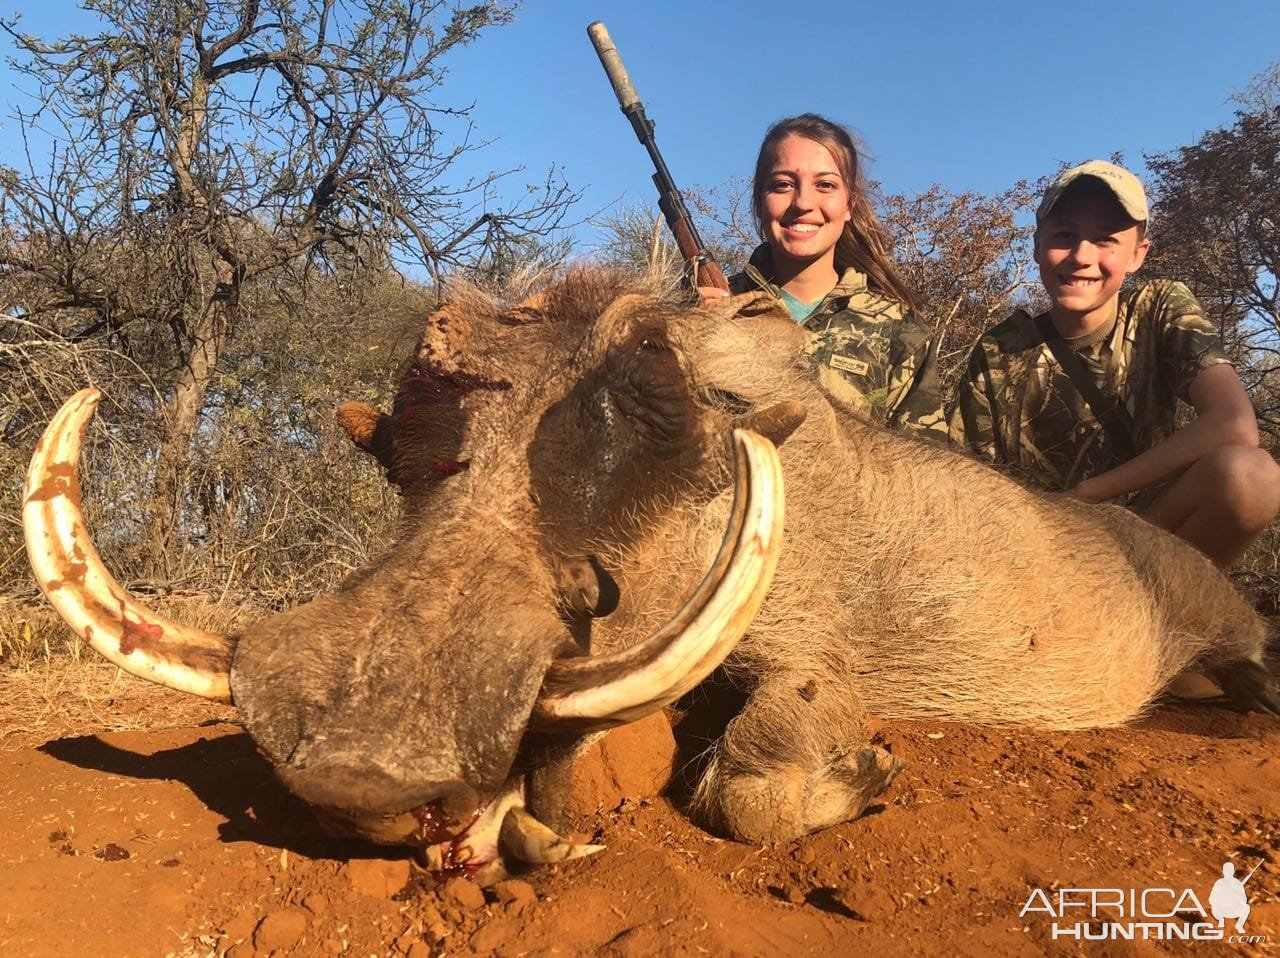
[1,673,1276,957]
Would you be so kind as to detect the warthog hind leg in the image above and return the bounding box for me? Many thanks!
[1208,659,1280,715]
[706,745,901,845]
[691,670,901,844]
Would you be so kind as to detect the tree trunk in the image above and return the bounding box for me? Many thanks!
[145,293,232,574]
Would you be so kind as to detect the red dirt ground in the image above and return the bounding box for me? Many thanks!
[1,668,1277,957]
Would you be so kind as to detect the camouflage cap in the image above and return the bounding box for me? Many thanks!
[1036,160,1149,224]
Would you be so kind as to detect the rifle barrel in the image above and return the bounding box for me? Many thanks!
[586,22,730,292]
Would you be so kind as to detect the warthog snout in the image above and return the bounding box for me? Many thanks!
[274,761,480,822]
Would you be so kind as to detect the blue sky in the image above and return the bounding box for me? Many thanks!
[2,0,1278,251]
[446,0,1280,243]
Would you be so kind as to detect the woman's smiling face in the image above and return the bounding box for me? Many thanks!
[759,134,852,273]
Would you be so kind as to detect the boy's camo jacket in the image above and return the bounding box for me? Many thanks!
[732,246,947,441]
[949,279,1230,490]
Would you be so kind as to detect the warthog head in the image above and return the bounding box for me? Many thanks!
[24,270,806,881]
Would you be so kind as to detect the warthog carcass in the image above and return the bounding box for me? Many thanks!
[24,270,1276,883]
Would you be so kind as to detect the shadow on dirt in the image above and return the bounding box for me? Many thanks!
[1136,701,1277,739]
[37,724,398,862]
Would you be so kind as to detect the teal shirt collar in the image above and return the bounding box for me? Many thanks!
[778,287,822,323]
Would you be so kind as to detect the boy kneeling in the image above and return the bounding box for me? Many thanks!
[951,160,1280,568]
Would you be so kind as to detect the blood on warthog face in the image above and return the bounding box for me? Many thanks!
[23,269,790,878]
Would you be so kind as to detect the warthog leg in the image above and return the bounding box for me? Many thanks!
[690,669,902,844]
[1208,660,1280,715]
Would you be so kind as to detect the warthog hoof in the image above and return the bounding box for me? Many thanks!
[1209,659,1280,716]
[713,745,903,845]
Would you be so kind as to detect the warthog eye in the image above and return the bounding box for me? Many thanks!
[638,336,669,353]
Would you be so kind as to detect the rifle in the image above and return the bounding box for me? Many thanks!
[587,21,730,293]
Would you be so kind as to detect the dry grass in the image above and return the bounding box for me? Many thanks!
[0,603,86,669]
[0,661,237,751]
[0,593,265,668]
[0,594,256,750]
[1241,520,1280,575]
[1237,521,1280,628]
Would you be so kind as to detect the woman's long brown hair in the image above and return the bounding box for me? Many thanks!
[752,114,919,313]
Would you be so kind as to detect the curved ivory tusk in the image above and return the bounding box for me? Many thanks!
[420,778,604,884]
[531,428,784,730]
[23,389,234,701]
[498,805,606,865]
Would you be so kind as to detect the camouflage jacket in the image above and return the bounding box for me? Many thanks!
[732,246,947,441]
[949,280,1231,490]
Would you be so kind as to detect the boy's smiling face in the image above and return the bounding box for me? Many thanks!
[1035,179,1150,329]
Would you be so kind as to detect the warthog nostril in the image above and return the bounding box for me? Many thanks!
[275,763,479,820]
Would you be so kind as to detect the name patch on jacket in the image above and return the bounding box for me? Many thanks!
[828,355,870,377]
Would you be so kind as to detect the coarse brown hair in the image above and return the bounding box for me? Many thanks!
[751,114,919,313]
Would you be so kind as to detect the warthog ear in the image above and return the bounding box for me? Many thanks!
[704,290,790,322]
[336,401,398,477]
[737,400,808,447]
[504,291,550,324]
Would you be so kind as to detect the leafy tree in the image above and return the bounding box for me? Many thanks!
[0,0,574,553]
[684,176,760,269]
[880,182,1038,386]
[1144,64,1280,440]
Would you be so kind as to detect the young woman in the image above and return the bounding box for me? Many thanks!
[702,114,945,440]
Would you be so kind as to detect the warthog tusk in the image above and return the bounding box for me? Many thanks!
[23,389,234,701]
[530,428,784,730]
[498,805,606,866]
[420,778,604,885]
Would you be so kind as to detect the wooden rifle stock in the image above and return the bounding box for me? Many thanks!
[587,21,730,292]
